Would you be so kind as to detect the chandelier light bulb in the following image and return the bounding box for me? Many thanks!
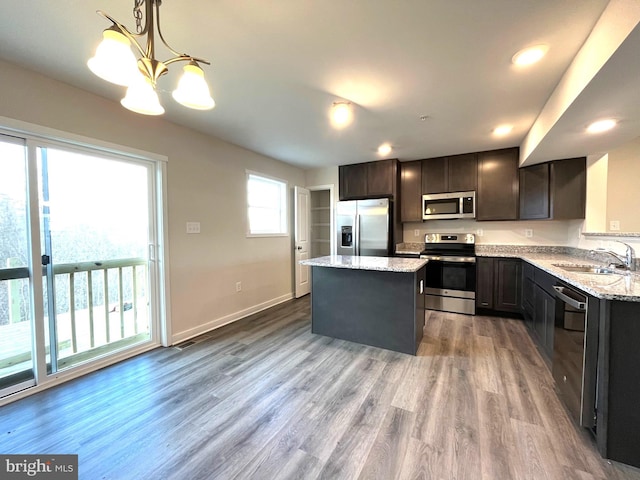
[88,28,140,86]
[121,76,165,115]
[331,102,353,128]
[172,62,215,110]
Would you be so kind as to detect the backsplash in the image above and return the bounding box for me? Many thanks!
[402,219,575,246]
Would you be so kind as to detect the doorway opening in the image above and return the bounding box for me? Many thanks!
[309,187,333,257]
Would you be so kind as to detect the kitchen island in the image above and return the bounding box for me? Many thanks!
[300,255,428,355]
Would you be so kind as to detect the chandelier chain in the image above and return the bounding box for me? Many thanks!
[133,0,145,33]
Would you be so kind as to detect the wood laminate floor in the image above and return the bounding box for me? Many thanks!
[1,297,640,479]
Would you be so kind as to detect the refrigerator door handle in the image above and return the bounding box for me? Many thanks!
[355,214,360,256]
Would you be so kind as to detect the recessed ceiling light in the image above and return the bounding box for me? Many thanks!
[330,102,353,128]
[586,119,617,134]
[512,45,548,66]
[493,124,513,136]
[377,143,392,156]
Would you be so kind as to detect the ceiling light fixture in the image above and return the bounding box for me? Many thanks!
[331,102,354,128]
[493,124,513,136]
[377,143,392,156]
[586,118,617,134]
[88,0,215,116]
[512,45,549,66]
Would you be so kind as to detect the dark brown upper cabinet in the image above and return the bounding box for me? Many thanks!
[339,159,398,200]
[339,163,367,199]
[400,160,422,222]
[519,163,550,219]
[519,157,586,220]
[477,148,519,221]
[421,153,477,194]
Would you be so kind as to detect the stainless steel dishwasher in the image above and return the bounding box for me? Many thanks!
[552,283,598,429]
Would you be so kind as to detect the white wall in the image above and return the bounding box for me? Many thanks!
[0,59,306,343]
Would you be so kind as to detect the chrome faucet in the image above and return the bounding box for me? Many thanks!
[591,241,636,270]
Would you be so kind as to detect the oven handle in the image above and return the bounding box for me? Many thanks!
[420,255,476,263]
[553,285,587,310]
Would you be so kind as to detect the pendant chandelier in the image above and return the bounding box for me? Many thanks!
[88,0,215,116]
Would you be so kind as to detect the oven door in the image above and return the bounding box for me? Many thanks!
[423,256,477,315]
[424,256,476,297]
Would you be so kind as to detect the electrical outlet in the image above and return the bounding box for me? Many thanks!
[525,229,533,238]
[476,228,483,237]
[236,281,242,292]
[414,229,420,237]
[186,222,201,234]
[610,220,620,231]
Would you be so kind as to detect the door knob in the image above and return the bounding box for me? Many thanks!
[296,246,302,250]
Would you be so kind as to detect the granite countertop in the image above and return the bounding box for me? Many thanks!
[476,247,640,302]
[301,255,428,273]
[394,242,425,255]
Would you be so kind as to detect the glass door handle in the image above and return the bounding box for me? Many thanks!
[41,254,51,266]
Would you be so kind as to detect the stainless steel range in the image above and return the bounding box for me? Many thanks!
[420,233,476,315]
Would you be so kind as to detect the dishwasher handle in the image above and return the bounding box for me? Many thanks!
[553,285,587,310]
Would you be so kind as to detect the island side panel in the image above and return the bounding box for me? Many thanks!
[310,266,420,355]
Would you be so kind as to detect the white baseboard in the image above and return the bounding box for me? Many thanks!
[171,293,294,345]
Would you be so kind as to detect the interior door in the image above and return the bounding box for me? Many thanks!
[294,186,311,298]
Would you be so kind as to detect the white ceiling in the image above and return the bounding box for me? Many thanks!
[0,0,637,169]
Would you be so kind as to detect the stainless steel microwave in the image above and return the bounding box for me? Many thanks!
[422,191,476,220]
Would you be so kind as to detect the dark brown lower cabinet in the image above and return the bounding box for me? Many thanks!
[476,257,521,313]
[533,284,555,359]
[476,257,494,309]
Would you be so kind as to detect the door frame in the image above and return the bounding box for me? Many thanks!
[0,116,171,406]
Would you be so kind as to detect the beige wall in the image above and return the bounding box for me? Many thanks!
[0,59,306,343]
[305,166,339,190]
[606,136,640,232]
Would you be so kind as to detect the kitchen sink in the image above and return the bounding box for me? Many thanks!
[552,264,625,275]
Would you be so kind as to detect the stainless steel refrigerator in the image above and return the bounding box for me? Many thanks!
[336,198,391,257]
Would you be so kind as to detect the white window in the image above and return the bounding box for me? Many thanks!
[247,172,288,236]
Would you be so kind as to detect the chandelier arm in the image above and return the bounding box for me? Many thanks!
[96,10,147,58]
[163,55,211,67]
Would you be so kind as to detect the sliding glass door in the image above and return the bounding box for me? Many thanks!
[39,146,153,372]
[0,135,35,396]
[0,130,163,399]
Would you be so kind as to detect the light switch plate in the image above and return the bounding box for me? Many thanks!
[610,220,620,231]
[186,222,201,234]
